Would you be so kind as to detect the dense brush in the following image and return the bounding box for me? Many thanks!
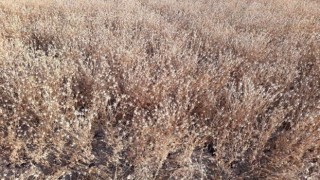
[0,0,319,179]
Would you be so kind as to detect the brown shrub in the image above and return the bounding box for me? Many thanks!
[0,0,319,179]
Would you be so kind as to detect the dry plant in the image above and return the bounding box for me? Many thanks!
[0,0,319,179]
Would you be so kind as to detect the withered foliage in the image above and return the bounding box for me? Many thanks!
[0,0,319,179]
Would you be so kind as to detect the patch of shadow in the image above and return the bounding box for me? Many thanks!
[29,33,60,57]
[203,141,216,157]
[0,126,8,138]
[114,148,135,178]
[58,171,87,180]
[153,149,184,179]
[230,160,251,176]
[26,143,37,152]
[14,162,31,169]
[47,152,58,166]
[119,158,135,178]
[277,121,291,133]
[59,154,71,167]
[156,159,181,179]
[15,111,40,140]
[91,129,113,166]
[33,161,54,176]
[93,129,105,140]
[191,146,219,179]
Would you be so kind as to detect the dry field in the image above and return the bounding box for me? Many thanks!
[0,0,319,179]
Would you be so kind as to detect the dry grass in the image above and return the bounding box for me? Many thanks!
[0,0,319,179]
